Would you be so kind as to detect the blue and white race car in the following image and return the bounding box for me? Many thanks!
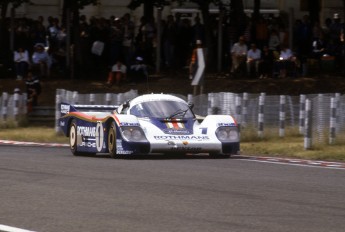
[59,93,240,158]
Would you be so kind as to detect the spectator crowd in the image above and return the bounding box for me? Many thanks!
[2,10,345,84]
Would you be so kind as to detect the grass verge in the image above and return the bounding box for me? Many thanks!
[0,127,345,162]
[0,127,68,144]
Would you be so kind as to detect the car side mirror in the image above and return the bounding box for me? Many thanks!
[188,103,194,110]
[123,101,130,108]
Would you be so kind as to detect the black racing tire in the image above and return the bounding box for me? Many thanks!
[69,120,96,156]
[69,119,81,156]
[209,153,231,159]
[108,122,118,158]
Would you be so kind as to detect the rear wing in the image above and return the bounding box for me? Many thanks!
[60,102,119,117]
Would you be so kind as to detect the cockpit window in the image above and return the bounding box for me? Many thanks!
[130,100,194,118]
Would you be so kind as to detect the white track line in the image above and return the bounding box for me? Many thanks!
[0,224,36,232]
[0,140,68,147]
[241,156,345,170]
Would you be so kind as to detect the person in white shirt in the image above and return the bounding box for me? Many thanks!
[106,60,127,87]
[129,56,148,83]
[14,47,30,80]
[231,36,248,74]
[268,30,280,51]
[246,43,262,78]
[32,43,51,77]
[276,45,296,78]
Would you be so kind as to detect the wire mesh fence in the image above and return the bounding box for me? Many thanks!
[2,89,345,149]
[190,92,344,148]
[0,91,27,126]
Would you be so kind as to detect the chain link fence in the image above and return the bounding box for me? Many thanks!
[2,89,345,149]
[0,91,27,126]
[190,92,344,149]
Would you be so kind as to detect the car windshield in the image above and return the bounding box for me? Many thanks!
[130,100,194,118]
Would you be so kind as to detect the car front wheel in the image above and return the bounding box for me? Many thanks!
[108,122,118,158]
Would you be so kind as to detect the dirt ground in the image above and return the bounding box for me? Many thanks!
[1,70,345,106]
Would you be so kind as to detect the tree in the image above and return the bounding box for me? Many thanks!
[62,0,99,79]
[308,0,320,25]
[343,0,345,23]
[128,0,223,47]
[0,0,31,67]
[0,0,30,19]
[128,0,169,22]
[127,0,248,71]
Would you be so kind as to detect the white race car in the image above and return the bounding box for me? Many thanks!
[59,93,240,158]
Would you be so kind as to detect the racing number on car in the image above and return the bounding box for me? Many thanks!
[96,122,104,152]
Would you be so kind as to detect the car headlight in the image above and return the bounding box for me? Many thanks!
[121,126,147,142]
[215,127,239,142]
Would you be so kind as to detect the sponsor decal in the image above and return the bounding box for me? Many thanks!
[80,142,96,148]
[61,104,70,114]
[170,147,202,151]
[95,122,104,152]
[77,126,96,137]
[217,123,236,127]
[116,140,134,154]
[200,128,208,134]
[163,128,191,135]
[154,135,209,140]
[165,121,185,130]
[117,150,134,154]
[120,122,140,126]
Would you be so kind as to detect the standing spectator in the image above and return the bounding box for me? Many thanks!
[32,43,51,77]
[259,45,274,78]
[89,17,110,77]
[256,17,269,49]
[162,15,177,69]
[30,17,47,47]
[243,20,252,44]
[14,46,30,80]
[14,18,31,52]
[230,36,248,75]
[122,13,135,67]
[176,18,193,68]
[279,24,289,48]
[26,68,41,112]
[109,17,124,66]
[136,16,156,67]
[226,17,238,50]
[191,15,205,43]
[268,29,280,52]
[322,17,332,42]
[53,25,67,73]
[189,40,203,80]
[246,43,261,78]
[47,18,61,56]
[329,13,344,69]
[295,15,312,76]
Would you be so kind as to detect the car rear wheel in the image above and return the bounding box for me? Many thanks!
[108,122,118,158]
[69,120,81,156]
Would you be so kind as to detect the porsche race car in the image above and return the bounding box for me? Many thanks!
[59,93,240,158]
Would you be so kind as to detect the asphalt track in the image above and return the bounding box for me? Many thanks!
[0,145,345,232]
